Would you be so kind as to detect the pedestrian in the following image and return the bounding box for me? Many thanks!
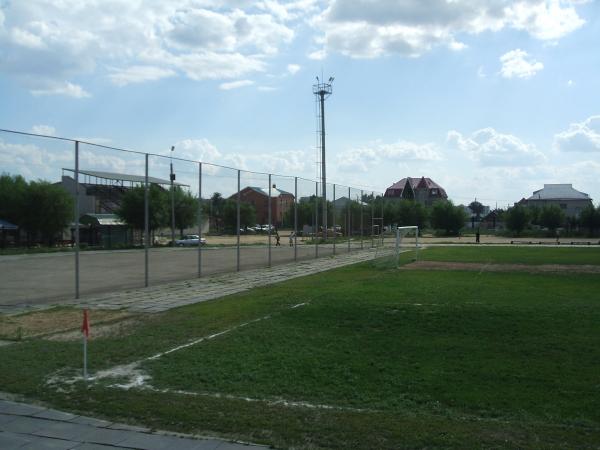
[275,231,281,246]
[475,228,480,244]
[289,231,295,247]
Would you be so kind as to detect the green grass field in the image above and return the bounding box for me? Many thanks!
[1,246,599,449]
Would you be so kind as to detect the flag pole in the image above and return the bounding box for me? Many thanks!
[83,331,87,380]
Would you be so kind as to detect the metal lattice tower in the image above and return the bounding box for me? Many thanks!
[313,76,333,238]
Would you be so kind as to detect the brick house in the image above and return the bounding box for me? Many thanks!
[235,186,295,226]
[384,177,448,206]
[524,184,593,218]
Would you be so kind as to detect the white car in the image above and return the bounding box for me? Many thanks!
[175,235,207,246]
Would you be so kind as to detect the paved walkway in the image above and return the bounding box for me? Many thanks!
[0,399,267,450]
[2,247,394,315]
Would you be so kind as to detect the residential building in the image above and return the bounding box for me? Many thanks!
[384,177,448,206]
[235,186,295,226]
[524,184,593,218]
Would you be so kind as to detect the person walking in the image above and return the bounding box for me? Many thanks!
[289,231,295,247]
[475,228,480,244]
[275,231,281,246]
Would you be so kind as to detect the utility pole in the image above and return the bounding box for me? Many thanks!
[170,145,176,246]
[313,76,333,239]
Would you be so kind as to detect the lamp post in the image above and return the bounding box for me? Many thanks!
[170,145,176,247]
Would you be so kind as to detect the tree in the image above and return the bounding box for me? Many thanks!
[209,192,226,232]
[579,204,600,236]
[430,200,466,235]
[0,174,28,226]
[468,200,485,220]
[20,181,73,245]
[173,187,198,237]
[222,199,256,232]
[539,204,565,233]
[505,205,529,235]
[117,185,168,238]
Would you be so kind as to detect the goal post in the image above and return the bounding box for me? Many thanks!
[395,226,419,266]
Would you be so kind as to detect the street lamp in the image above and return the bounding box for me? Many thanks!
[170,145,176,247]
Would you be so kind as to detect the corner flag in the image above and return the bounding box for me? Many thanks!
[81,309,90,379]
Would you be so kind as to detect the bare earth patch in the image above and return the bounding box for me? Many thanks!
[401,260,600,274]
[0,308,135,340]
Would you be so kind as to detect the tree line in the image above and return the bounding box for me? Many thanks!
[0,174,73,246]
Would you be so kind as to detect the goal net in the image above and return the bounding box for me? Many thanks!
[395,226,419,266]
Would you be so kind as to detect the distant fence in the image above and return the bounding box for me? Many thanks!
[0,128,394,305]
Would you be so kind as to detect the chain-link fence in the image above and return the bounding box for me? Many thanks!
[0,129,391,305]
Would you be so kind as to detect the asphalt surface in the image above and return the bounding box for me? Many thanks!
[0,242,369,307]
[0,398,267,449]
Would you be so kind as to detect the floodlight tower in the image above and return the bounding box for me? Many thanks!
[313,75,334,239]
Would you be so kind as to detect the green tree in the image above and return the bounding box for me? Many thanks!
[430,200,466,235]
[468,201,485,220]
[0,174,28,227]
[539,204,565,232]
[173,187,198,237]
[21,181,73,246]
[579,204,600,236]
[209,192,226,232]
[222,199,256,232]
[505,205,530,235]
[117,185,168,239]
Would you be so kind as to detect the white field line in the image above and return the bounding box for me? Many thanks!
[47,302,309,389]
[132,385,372,413]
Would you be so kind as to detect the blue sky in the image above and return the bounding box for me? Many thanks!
[1,0,599,206]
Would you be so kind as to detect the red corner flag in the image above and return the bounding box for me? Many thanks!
[81,309,90,338]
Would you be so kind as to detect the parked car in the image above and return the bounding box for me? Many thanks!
[261,224,275,232]
[174,235,206,246]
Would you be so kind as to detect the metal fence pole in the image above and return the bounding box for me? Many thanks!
[268,174,272,267]
[315,181,319,258]
[198,162,202,278]
[348,186,351,253]
[360,190,364,249]
[237,170,241,272]
[381,194,384,247]
[144,154,149,287]
[74,141,80,299]
[294,177,298,261]
[333,183,336,255]
[371,191,374,248]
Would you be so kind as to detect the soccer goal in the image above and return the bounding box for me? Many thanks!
[395,226,419,266]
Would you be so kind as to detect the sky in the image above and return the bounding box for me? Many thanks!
[1,0,600,207]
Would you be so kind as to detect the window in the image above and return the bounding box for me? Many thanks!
[560,203,567,209]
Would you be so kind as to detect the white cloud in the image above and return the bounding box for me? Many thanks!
[30,125,56,136]
[499,49,543,79]
[30,82,91,98]
[337,139,443,172]
[219,79,255,90]
[312,0,585,59]
[109,66,176,86]
[287,63,301,74]
[554,116,600,152]
[448,127,546,166]
[0,1,303,94]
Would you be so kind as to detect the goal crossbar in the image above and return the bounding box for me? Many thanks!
[395,226,419,266]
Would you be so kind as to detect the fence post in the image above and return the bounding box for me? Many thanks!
[371,191,374,248]
[237,170,241,272]
[198,162,202,278]
[348,186,351,253]
[294,177,298,261]
[268,174,272,267]
[381,194,384,247]
[360,190,364,249]
[315,181,319,258]
[74,141,80,299]
[333,183,336,255]
[144,153,149,287]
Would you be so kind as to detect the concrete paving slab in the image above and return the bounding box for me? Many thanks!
[118,432,207,450]
[0,412,18,426]
[0,400,45,416]
[77,427,130,446]
[1,415,48,434]
[33,408,79,422]
[71,444,125,450]
[19,435,79,449]
[0,430,34,448]
[32,421,95,440]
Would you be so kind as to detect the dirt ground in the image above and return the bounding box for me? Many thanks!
[0,308,135,340]
[401,260,600,274]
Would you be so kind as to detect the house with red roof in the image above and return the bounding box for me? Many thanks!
[384,177,448,206]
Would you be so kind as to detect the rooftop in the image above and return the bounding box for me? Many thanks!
[528,184,591,200]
